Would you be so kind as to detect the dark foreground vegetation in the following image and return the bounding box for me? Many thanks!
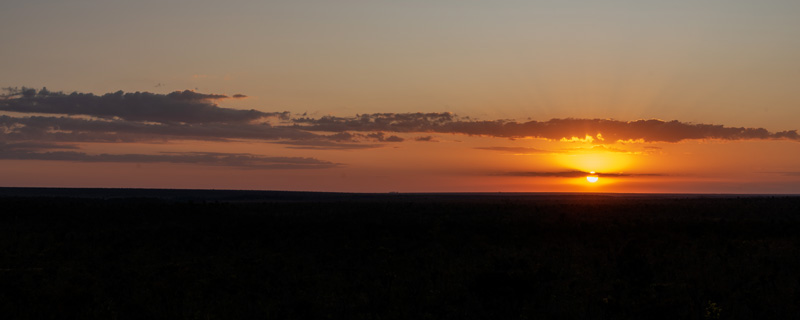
[2,188,799,319]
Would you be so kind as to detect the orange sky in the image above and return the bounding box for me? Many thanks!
[2,1,800,193]
[1,102,798,193]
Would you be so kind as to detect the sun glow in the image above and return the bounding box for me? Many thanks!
[553,152,632,173]
[586,171,599,183]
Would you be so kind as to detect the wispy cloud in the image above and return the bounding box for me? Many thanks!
[0,147,338,169]
[764,172,800,177]
[0,141,80,151]
[273,140,383,150]
[367,132,404,142]
[474,146,553,154]
[562,145,634,153]
[497,171,664,177]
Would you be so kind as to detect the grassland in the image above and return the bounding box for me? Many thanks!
[1,188,799,319]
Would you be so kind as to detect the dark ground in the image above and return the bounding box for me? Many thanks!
[1,188,799,319]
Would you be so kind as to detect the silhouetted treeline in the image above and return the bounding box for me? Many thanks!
[1,190,799,319]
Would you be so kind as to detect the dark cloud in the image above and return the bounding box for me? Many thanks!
[415,136,436,142]
[232,94,248,99]
[295,113,800,143]
[0,148,339,169]
[293,112,456,133]
[0,115,391,150]
[0,87,285,124]
[164,90,228,100]
[0,115,322,143]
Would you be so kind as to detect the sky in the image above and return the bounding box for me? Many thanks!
[2,0,800,193]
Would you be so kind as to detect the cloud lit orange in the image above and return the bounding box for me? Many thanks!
[1,87,799,194]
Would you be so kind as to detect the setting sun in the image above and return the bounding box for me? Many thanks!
[586,172,599,183]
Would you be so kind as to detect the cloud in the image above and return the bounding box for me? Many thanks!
[0,87,284,124]
[478,145,648,155]
[273,140,383,150]
[415,136,437,142]
[0,115,323,143]
[497,171,664,177]
[0,141,80,151]
[0,115,394,150]
[562,145,632,153]
[367,132,404,142]
[0,148,339,169]
[475,146,552,154]
[295,113,800,143]
[3,87,799,165]
[765,172,800,177]
[496,171,589,178]
[164,90,228,100]
[293,112,456,133]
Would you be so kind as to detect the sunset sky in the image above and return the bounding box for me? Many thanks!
[2,0,800,193]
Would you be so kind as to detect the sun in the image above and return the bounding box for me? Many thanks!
[586,171,599,183]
